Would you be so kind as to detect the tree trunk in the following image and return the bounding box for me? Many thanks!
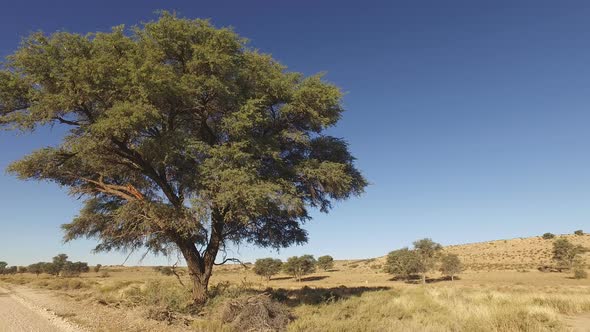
[175,209,224,306]
[451,275,454,281]
[421,273,426,284]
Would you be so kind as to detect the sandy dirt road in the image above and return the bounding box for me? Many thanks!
[0,287,77,332]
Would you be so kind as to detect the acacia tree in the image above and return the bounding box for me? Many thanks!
[0,13,366,305]
[552,238,583,271]
[384,248,420,281]
[317,255,334,271]
[253,258,283,281]
[413,238,443,284]
[440,253,462,281]
[283,255,316,281]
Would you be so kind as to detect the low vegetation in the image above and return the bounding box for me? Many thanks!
[0,236,587,331]
[317,255,335,271]
[253,258,283,281]
[552,238,585,273]
[283,255,317,282]
[289,285,590,332]
[385,238,449,283]
[440,253,462,281]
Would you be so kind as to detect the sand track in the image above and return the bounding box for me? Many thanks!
[0,286,82,332]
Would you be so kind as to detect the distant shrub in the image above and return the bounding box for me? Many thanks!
[253,258,283,281]
[283,255,316,282]
[553,238,584,270]
[62,261,89,277]
[574,230,584,236]
[27,263,43,276]
[440,254,463,281]
[317,255,335,271]
[542,233,555,240]
[94,264,102,273]
[384,248,420,280]
[574,268,588,279]
[4,266,17,274]
[99,271,110,278]
[573,257,587,279]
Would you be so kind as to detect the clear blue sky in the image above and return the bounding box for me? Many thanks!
[1,1,590,266]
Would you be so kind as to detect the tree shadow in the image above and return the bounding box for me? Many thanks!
[388,275,461,284]
[270,276,293,281]
[300,275,329,282]
[266,285,390,307]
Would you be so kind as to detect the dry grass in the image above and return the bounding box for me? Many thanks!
[289,285,590,332]
[1,234,589,331]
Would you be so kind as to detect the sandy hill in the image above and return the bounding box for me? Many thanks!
[444,233,590,271]
[368,233,590,271]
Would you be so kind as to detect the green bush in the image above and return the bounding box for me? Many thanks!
[317,255,335,271]
[542,233,555,240]
[253,258,282,281]
[283,255,316,282]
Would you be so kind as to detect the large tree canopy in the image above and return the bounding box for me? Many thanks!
[0,13,367,304]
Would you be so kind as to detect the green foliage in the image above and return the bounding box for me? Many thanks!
[253,258,283,281]
[28,263,43,276]
[440,254,463,280]
[552,238,583,270]
[542,233,555,240]
[25,254,89,277]
[413,238,443,282]
[384,248,420,280]
[0,261,6,274]
[317,255,334,271]
[3,266,17,274]
[94,264,102,273]
[385,239,443,283]
[62,261,90,277]
[283,255,316,281]
[574,230,584,236]
[0,12,366,302]
[41,262,60,276]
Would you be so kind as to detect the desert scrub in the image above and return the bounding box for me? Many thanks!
[113,280,193,313]
[288,286,590,332]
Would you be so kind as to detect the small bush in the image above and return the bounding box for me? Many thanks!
[317,255,335,271]
[574,268,588,279]
[283,255,316,282]
[574,230,584,236]
[542,233,555,240]
[253,258,282,281]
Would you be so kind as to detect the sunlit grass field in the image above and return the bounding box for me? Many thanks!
[1,260,589,331]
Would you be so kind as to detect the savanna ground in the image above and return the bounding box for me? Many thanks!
[1,234,590,332]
